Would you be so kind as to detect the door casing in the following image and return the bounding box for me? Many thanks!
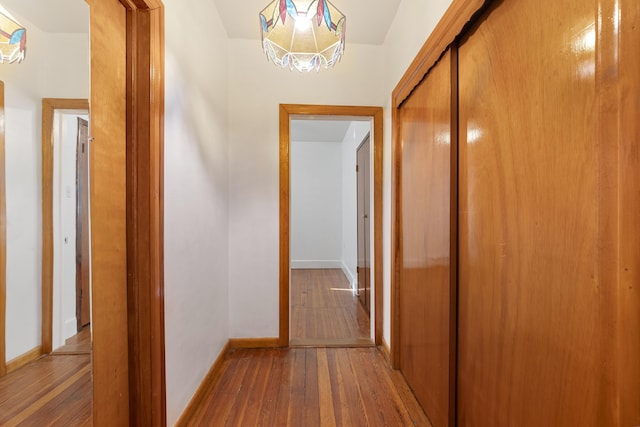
[279,104,383,347]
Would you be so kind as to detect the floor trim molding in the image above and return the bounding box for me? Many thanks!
[175,341,231,427]
[6,346,43,374]
[228,338,281,349]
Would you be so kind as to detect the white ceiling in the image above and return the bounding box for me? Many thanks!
[214,0,401,45]
[1,0,89,33]
[0,1,386,141]
[291,119,353,143]
[0,0,400,43]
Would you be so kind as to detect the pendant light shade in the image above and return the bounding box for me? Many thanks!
[260,0,346,72]
[0,5,25,64]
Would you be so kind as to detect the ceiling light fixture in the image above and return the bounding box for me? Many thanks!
[260,0,346,72]
[0,5,25,64]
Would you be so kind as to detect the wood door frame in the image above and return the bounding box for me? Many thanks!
[279,104,383,347]
[88,0,165,424]
[41,98,90,355]
[356,135,371,313]
[75,117,90,331]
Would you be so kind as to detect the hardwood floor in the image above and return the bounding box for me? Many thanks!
[0,330,92,426]
[184,347,433,426]
[291,269,371,346]
[53,327,92,355]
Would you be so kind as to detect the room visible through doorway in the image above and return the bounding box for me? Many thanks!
[279,104,383,348]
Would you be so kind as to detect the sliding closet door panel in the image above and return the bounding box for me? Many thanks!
[458,0,640,425]
[399,49,452,427]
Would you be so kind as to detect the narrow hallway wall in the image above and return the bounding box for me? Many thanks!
[164,1,229,424]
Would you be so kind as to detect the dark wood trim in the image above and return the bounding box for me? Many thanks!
[278,105,290,347]
[175,341,231,427]
[380,336,392,365]
[89,0,165,424]
[390,105,402,369]
[372,108,384,346]
[390,0,487,370]
[6,346,43,374]
[448,44,460,427]
[279,104,384,347]
[229,338,281,349]
[41,98,90,357]
[0,81,5,377]
[392,0,487,109]
[125,3,166,426]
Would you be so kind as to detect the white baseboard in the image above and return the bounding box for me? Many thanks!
[291,260,343,269]
[341,261,357,291]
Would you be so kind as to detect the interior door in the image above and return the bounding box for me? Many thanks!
[398,50,453,427]
[457,0,640,424]
[356,135,370,313]
[75,117,90,330]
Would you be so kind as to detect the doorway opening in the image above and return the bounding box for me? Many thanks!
[42,99,91,355]
[279,104,383,347]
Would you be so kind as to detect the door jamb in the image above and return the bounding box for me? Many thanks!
[89,0,165,424]
[279,104,383,347]
[42,98,90,355]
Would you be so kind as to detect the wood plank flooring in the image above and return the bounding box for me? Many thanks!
[291,269,371,346]
[184,347,433,426]
[0,330,92,426]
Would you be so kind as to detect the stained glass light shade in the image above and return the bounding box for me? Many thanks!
[0,6,25,64]
[260,0,346,72]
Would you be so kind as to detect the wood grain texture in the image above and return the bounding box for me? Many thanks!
[88,0,166,424]
[41,98,89,356]
[182,347,432,426]
[125,5,166,426]
[398,50,453,427]
[6,346,43,374]
[229,338,281,349]
[0,80,5,378]
[52,328,92,356]
[0,353,91,426]
[279,105,291,346]
[87,0,130,424]
[290,269,371,346]
[390,0,485,370]
[280,105,384,347]
[457,0,640,424]
[614,1,640,423]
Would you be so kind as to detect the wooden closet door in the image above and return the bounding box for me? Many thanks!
[399,49,453,427]
[457,0,640,425]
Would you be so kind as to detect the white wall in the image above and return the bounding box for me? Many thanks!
[290,140,343,268]
[341,122,371,290]
[379,0,454,345]
[0,12,89,361]
[52,111,89,351]
[227,40,385,338]
[163,0,229,424]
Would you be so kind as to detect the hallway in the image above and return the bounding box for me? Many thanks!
[291,269,371,346]
[182,347,431,426]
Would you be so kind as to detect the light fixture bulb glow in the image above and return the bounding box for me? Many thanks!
[294,13,311,32]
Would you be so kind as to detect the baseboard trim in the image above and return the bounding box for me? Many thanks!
[290,260,342,269]
[341,261,357,291]
[175,340,231,427]
[291,337,374,348]
[228,337,281,349]
[6,346,43,374]
[380,336,391,365]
